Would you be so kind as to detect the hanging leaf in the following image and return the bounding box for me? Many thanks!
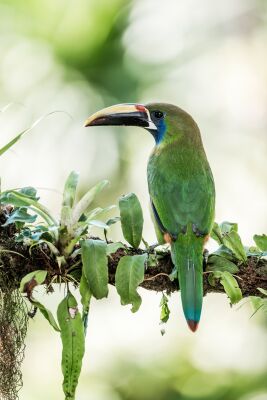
[253,234,267,252]
[115,254,147,312]
[119,193,144,248]
[57,292,85,400]
[81,239,108,299]
[160,293,170,323]
[30,299,60,332]
[213,271,242,304]
[79,273,92,333]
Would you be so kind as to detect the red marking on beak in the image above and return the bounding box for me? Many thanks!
[135,104,146,112]
[187,320,199,332]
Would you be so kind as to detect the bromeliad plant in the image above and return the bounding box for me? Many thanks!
[0,171,267,400]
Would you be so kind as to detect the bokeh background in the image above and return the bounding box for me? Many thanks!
[1,0,267,399]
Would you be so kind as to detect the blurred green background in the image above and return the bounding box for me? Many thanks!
[0,0,267,399]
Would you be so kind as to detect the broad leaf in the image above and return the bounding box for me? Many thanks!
[57,292,85,400]
[115,254,147,312]
[119,193,144,248]
[81,239,108,299]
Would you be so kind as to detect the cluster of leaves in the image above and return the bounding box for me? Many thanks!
[0,173,148,399]
[1,171,267,399]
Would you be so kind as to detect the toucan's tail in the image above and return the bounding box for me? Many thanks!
[171,232,204,332]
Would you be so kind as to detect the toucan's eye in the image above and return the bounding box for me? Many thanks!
[153,110,164,119]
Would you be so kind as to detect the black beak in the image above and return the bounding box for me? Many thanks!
[84,103,157,130]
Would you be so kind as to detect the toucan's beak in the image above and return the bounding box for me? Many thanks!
[84,103,157,130]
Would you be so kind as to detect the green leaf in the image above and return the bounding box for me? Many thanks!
[81,239,108,299]
[57,291,85,400]
[0,111,66,156]
[72,180,109,224]
[212,245,235,261]
[20,270,47,293]
[60,171,79,229]
[2,207,37,226]
[160,293,170,323]
[0,190,57,227]
[79,273,92,333]
[222,231,247,262]
[220,221,238,234]
[213,271,242,304]
[115,254,147,312]
[20,187,39,200]
[258,287,267,296]
[88,220,109,230]
[106,242,125,256]
[63,171,79,209]
[211,222,223,245]
[119,193,144,248]
[253,234,267,252]
[31,299,60,332]
[207,254,239,274]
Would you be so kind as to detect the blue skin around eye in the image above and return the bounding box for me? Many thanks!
[155,118,166,144]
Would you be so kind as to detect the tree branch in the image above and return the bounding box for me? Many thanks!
[0,209,266,298]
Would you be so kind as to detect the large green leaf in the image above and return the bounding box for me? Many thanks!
[119,193,144,248]
[57,292,85,400]
[115,254,147,312]
[81,239,108,299]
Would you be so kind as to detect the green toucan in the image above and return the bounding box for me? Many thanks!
[84,103,215,332]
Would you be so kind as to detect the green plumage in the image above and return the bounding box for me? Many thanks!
[146,103,215,331]
[85,101,215,331]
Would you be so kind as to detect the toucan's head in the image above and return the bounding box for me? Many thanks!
[84,102,200,145]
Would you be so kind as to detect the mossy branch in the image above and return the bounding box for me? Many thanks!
[1,210,266,298]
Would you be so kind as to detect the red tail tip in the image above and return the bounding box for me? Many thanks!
[187,320,199,332]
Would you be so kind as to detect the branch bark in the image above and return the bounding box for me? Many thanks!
[0,210,266,298]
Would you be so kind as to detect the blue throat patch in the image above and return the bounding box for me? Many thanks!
[155,119,166,144]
